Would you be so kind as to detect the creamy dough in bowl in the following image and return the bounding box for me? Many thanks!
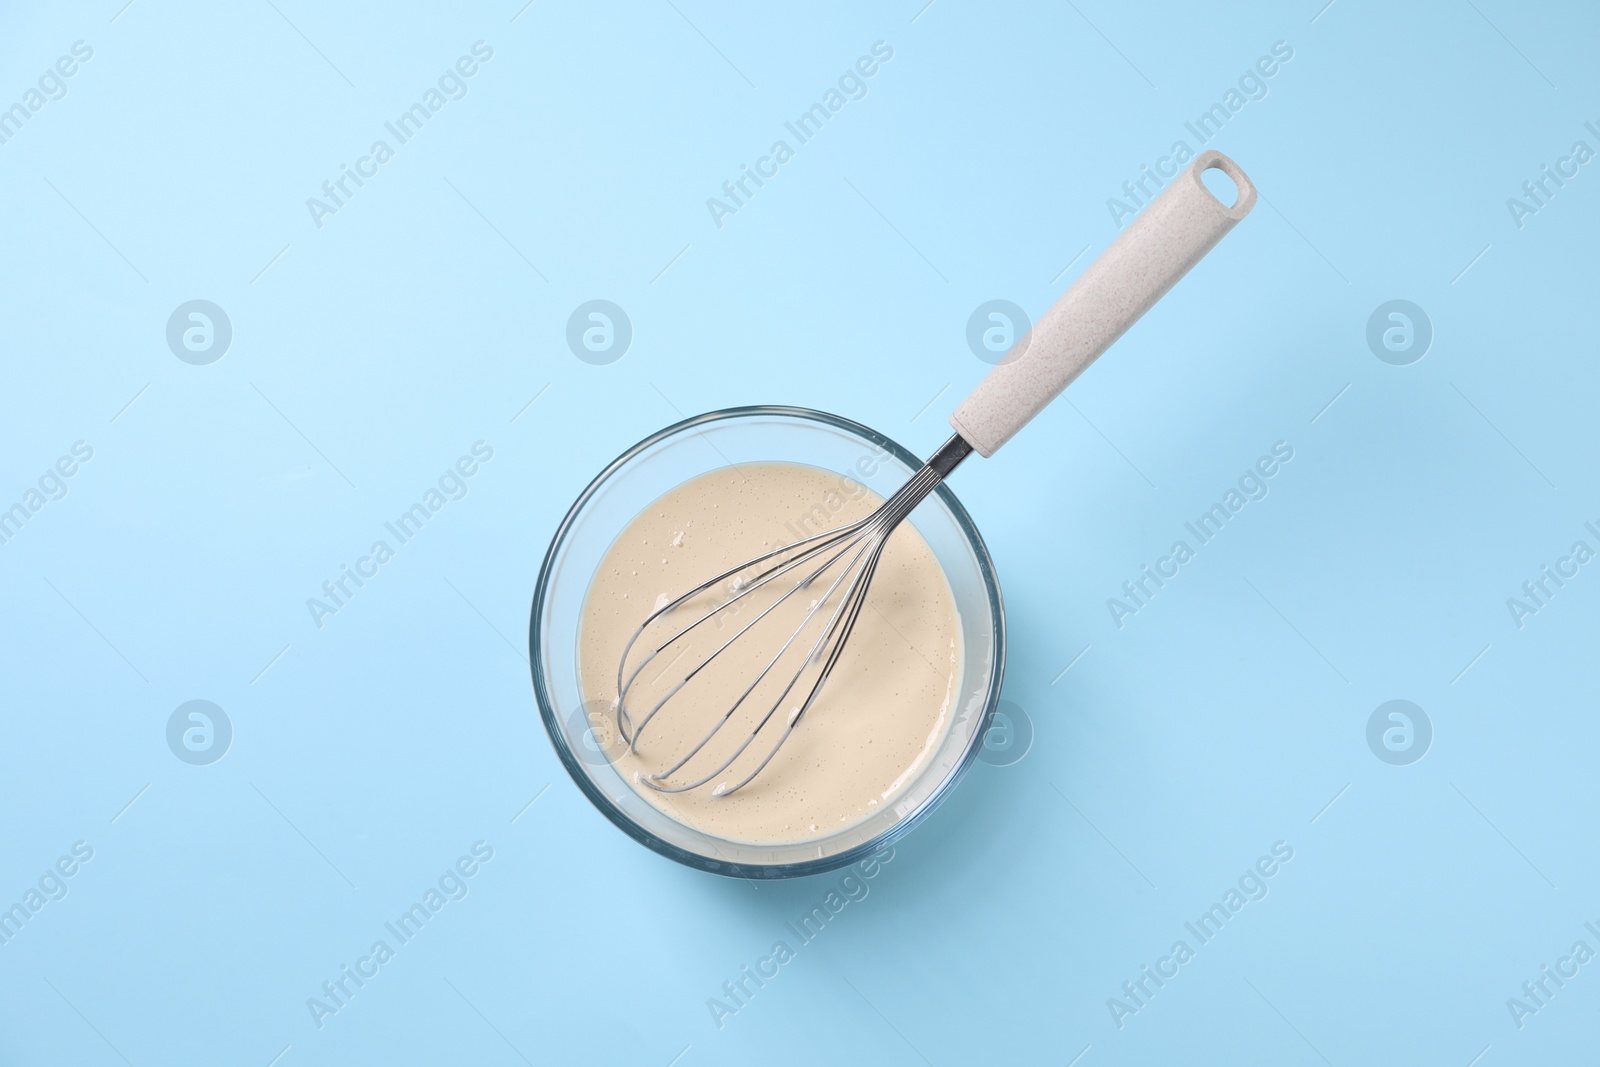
[576,462,963,845]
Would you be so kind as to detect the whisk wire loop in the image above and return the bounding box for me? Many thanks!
[614,434,974,795]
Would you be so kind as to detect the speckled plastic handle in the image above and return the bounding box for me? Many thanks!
[949,150,1256,458]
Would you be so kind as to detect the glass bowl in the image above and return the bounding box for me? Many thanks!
[529,406,1005,878]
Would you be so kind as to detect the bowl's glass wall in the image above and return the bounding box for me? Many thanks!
[531,408,1004,877]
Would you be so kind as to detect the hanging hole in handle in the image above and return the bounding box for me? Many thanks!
[1192,151,1256,218]
[1200,165,1239,208]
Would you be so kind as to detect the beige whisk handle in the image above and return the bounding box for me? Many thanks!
[949,150,1257,458]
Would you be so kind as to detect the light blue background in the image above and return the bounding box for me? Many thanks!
[2,0,1596,1063]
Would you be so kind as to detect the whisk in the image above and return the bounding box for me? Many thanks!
[616,151,1257,795]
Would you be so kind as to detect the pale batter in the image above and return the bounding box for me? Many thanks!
[577,462,963,845]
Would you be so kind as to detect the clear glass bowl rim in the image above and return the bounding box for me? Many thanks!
[527,405,1007,879]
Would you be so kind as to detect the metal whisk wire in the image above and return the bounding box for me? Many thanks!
[614,435,973,795]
